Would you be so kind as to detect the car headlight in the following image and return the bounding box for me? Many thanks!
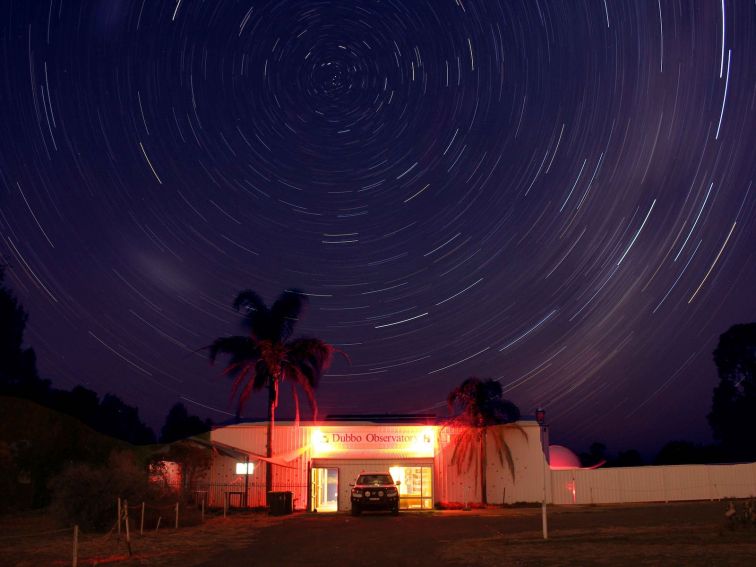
[378,491,384,497]
[352,491,363,497]
[387,489,397,496]
[364,490,371,497]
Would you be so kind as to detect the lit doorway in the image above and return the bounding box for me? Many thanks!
[311,468,338,512]
[389,466,433,509]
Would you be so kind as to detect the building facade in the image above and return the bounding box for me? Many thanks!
[208,419,549,511]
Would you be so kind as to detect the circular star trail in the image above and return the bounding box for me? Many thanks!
[1,1,754,453]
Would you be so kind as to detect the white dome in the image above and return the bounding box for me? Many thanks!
[549,445,581,470]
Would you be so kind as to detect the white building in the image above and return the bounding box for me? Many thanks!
[207,417,549,511]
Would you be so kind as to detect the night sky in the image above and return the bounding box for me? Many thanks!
[1,1,754,455]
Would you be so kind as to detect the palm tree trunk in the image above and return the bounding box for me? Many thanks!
[265,379,276,495]
[480,428,488,505]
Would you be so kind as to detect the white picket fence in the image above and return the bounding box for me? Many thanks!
[550,462,756,505]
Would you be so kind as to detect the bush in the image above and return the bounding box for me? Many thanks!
[50,450,154,531]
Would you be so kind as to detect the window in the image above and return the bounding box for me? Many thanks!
[389,466,433,509]
[356,474,394,485]
[235,462,254,475]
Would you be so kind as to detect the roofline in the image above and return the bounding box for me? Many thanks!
[212,418,540,430]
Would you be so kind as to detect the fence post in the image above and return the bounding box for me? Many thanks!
[123,499,132,557]
[72,525,78,567]
[140,502,145,536]
[201,499,205,523]
[117,497,121,536]
[175,502,179,529]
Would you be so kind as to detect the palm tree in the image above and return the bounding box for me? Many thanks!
[209,289,336,494]
[446,377,522,505]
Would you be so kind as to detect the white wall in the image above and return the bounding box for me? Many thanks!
[550,462,756,505]
[209,420,551,509]
[211,423,310,509]
[436,422,547,505]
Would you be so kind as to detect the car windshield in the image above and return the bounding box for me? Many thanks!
[357,474,394,485]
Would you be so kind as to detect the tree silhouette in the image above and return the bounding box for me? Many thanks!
[446,377,522,505]
[708,323,756,460]
[654,440,722,465]
[0,264,48,398]
[209,289,338,494]
[160,402,211,443]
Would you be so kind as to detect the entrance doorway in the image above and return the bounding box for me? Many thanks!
[311,467,338,512]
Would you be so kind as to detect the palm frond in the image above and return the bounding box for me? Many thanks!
[284,366,320,420]
[211,288,339,419]
[450,427,478,474]
[233,290,271,339]
[492,424,527,480]
[208,336,258,365]
[229,363,254,408]
[252,360,270,390]
[237,369,258,414]
[492,398,521,424]
[270,289,308,341]
[447,377,524,489]
[290,382,301,424]
[286,337,334,388]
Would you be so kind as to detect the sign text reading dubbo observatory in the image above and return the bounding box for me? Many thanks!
[330,433,418,443]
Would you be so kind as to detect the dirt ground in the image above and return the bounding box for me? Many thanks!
[1,501,755,566]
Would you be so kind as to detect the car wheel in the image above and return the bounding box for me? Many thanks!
[391,507,399,516]
[351,506,361,516]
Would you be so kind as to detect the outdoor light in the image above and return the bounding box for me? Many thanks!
[535,407,546,425]
[235,462,254,475]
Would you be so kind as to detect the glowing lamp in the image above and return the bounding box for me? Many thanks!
[311,429,330,455]
[235,462,254,475]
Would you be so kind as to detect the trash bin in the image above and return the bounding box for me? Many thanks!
[267,491,293,516]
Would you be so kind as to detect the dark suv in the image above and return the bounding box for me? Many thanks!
[350,473,400,515]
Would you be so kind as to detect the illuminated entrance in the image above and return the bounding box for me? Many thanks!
[311,467,338,512]
[390,466,433,509]
[309,425,438,511]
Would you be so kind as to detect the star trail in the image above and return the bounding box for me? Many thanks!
[1,0,754,454]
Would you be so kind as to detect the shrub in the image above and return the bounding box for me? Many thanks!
[50,450,153,531]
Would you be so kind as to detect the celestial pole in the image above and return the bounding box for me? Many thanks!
[1,0,754,453]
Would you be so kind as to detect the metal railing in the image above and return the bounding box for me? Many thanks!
[157,481,308,510]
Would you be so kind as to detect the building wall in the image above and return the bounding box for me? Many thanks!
[211,423,310,508]
[209,420,548,509]
[550,462,756,505]
[210,422,756,509]
[436,422,547,505]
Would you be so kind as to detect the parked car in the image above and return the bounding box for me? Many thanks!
[350,472,400,515]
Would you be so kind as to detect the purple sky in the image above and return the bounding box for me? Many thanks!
[1,1,754,455]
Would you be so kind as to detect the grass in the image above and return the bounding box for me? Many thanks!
[1,501,755,566]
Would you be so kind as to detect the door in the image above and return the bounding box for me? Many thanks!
[311,467,338,512]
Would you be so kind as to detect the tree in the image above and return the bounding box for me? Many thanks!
[160,402,212,444]
[154,440,212,492]
[92,394,155,445]
[654,440,722,465]
[579,441,607,468]
[708,323,756,461]
[614,449,644,467]
[209,289,338,494]
[446,377,522,505]
[0,264,49,398]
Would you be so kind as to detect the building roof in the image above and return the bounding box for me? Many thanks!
[324,413,438,424]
